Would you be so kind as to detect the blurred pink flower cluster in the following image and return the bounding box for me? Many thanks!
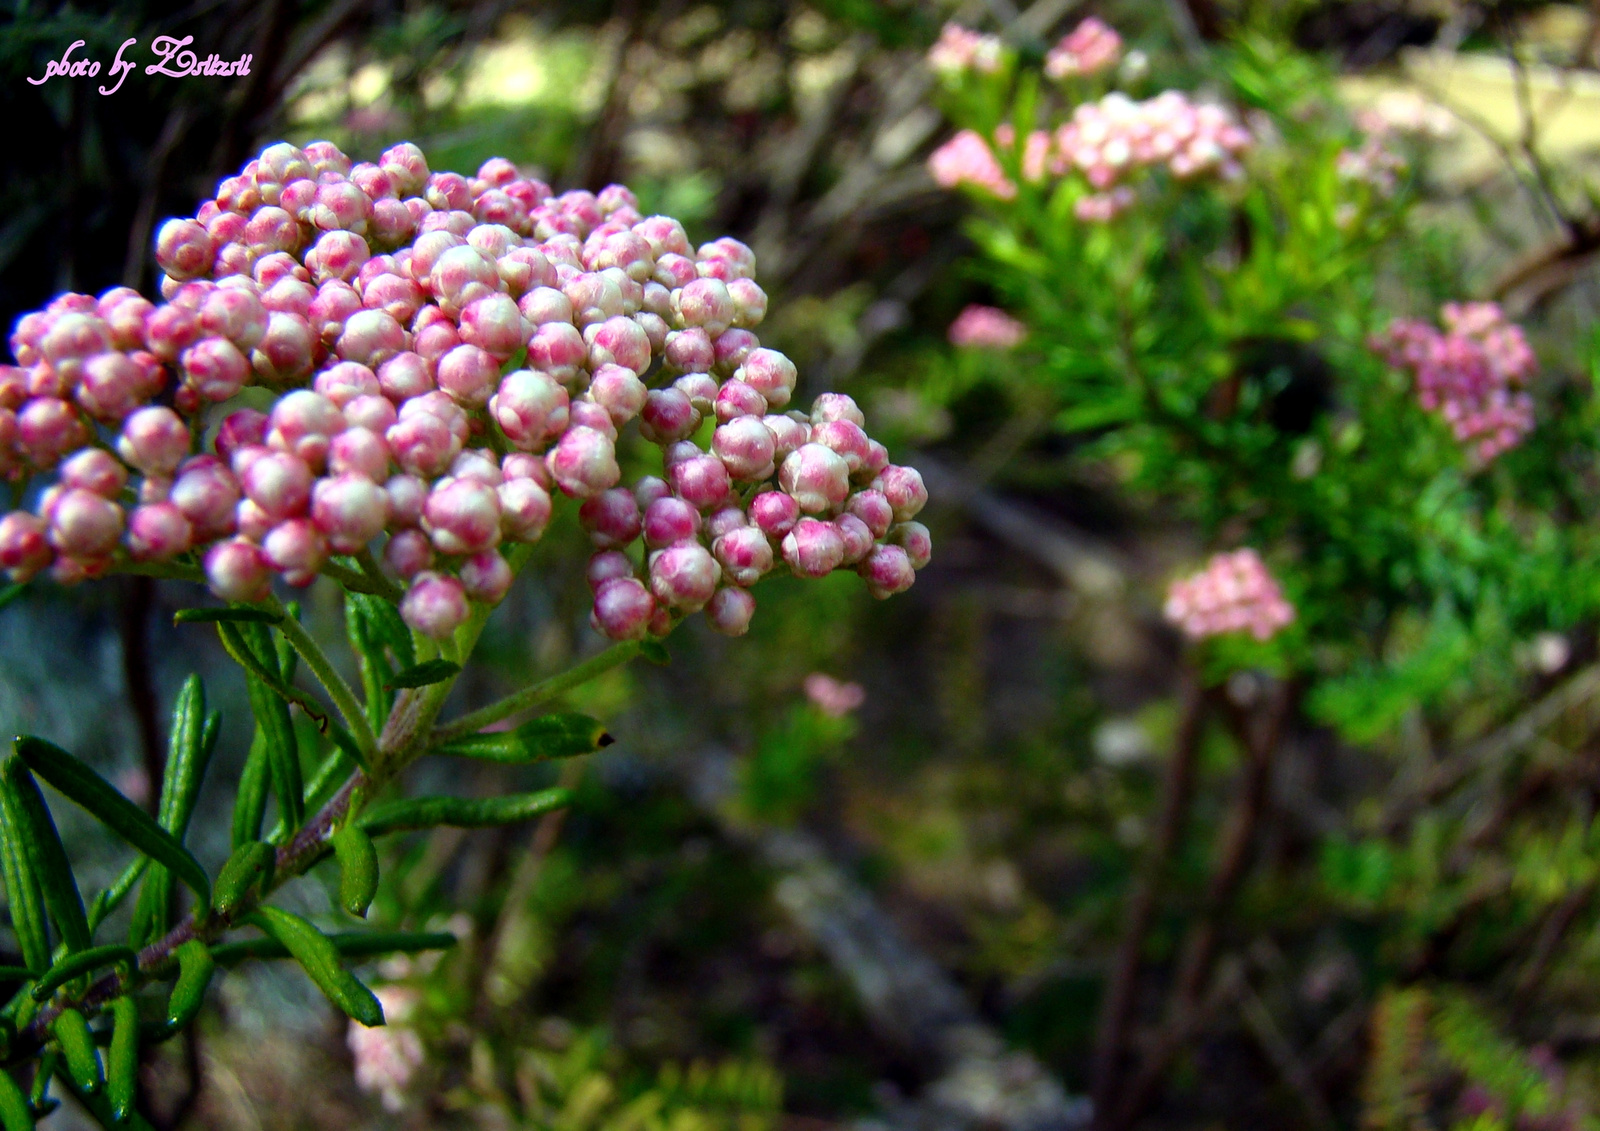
[1044,18,1123,80]
[1336,135,1406,196]
[928,130,1019,200]
[1163,549,1295,642]
[1372,302,1537,461]
[348,985,424,1112]
[0,139,930,641]
[927,23,1003,77]
[804,672,865,717]
[948,305,1026,350]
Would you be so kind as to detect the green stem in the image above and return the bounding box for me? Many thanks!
[319,558,401,602]
[428,640,643,747]
[109,559,205,585]
[264,596,379,763]
[353,548,405,603]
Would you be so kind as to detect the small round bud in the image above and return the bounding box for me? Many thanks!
[493,369,568,450]
[846,489,894,539]
[712,415,776,480]
[714,380,767,424]
[311,472,388,553]
[181,336,250,402]
[387,413,459,478]
[782,517,845,579]
[155,219,214,280]
[587,550,635,592]
[705,587,756,636]
[878,465,928,521]
[205,537,271,603]
[217,410,269,463]
[587,364,647,426]
[170,457,241,540]
[268,389,344,469]
[314,361,381,407]
[750,490,800,538]
[834,513,875,565]
[424,477,502,556]
[498,477,553,542]
[675,278,734,336]
[459,293,526,361]
[706,506,748,541]
[643,496,700,549]
[889,521,932,570]
[47,489,123,559]
[546,426,620,499]
[580,488,642,550]
[739,349,797,407]
[668,454,732,511]
[344,394,397,434]
[436,344,500,408]
[763,414,809,459]
[727,278,768,327]
[336,308,407,369]
[779,444,850,514]
[461,550,514,604]
[116,406,189,476]
[251,311,316,384]
[639,388,698,444]
[585,315,651,374]
[127,503,192,561]
[590,576,654,640]
[0,512,51,580]
[59,449,127,499]
[664,328,714,372]
[649,542,720,610]
[384,528,434,578]
[713,329,759,375]
[713,526,774,587]
[76,353,153,422]
[811,392,866,427]
[858,543,915,598]
[262,518,329,581]
[401,571,470,639]
[811,419,871,474]
[241,450,314,521]
[385,474,426,527]
[377,352,433,402]
[526,322,587,385]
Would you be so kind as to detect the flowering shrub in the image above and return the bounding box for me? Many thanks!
[0,137,925,1124]
[1162,549,1294,642]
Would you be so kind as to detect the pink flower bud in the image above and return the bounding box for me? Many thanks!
[579,488,641,550]
[712,416,776,480]
[144,304,201,361]
[251,311,316,385]
[674,373,719,415]
[706,506,747,540]
[526,322,586,385]
[639,388,698,444]
[714,380,767,424]
[811,419,870,474]
[726,278,767,327]
[46,488,122,559]
[171,457,241,540]
[373,353,429,403]
[643,496,700,549]
[591,576,654,640]
[127,503,192,561]
[425,173,472,213]
[762,414,808,459]
[310,180,373,233]
[385,474,427,527]
[664,328,714,373]
[371,199,417,246]
[212,410,266,465]
[198,288,267,350]
[498,476,552,542]
[706,586,756,636]
[889,521,932,569]
[313,361,380,408]
[266,389,342,470]
[846,489,894,538]
[204,538,271,602]
[0,512,51,580]
[499,249,557,297]
[713,526,773,586]
[262,518,329,581]
[59,449,127,499]
[834,513,875,565]
[336,308,407,369]
[460,550,513,604]
[18,397,90,470]
[713,329,759,375]
[675,278,734,336]
[779,443,850,514]
[650,542,720,610]
[423,477,501,555]
[811,392,865,427]
[351,163,397,202]
[380,143,430,196]
[155,219,214,280]
[384,528,433,577]
[387,413,458,479]
[749,490,799,538]
[241,450,313,521]
[546,426,620,499]
[858,543,915,598]
[654,253,699,290]
[738,349,797,407]
[491,369,568,450]
[585,365,645,427]
[256,253,309,290]
[668,454,732,511]
[861,440,890,481]
[401,571,469,639]
[878,464,927,521]
[278,178,317,219]
[564,271,626,327]
[311,472,388,553]
[519,286,573,327]
[308,230,370,285]
[782,517,845,578]
[181,336,250,402]
[75,353,151,422]
[344,394,397,434]
[459,294,526,361]
[587,550,635,592]
[430,245,499,316]
[583,316,651,375]
[634,216,691,258]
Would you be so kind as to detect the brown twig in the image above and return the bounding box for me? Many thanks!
[1090,670,1208,1130]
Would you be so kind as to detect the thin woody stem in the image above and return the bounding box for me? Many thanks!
[429,640,643,746]
[264,594,379,762]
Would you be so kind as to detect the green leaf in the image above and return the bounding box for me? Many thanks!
[346,599,393,737]
[0,583,26,614]
[358,788,573,837]
[213,841,275,917]
[209,929,458,966]
[154,678,217,843]
[435,713,612,763]
[107,996,138,1123]
[385,659,461,689]
[164,940,214,1030]
[14,738,210,913]
[214,621,334,740]
[230,732,270,850]
[639,639,670,665]
[52,1008,101,1095]
[245,907,384,1027]
[0,766,51,972]
[172,607,281,625]
[0,967,31,982]
[346,593,414,670]
[243,672,303,833]
[0,1062,33,1130]
[333,825,379,918]
[1,758,89,954]
[32,945,137,1002]
[87,857,148,933]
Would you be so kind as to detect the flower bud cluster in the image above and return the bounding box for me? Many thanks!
[1,139,929,640]
[1163,549,1295,642]
[1044,18,1122,80]
[1372,302,1537,461]
[947,305,1026,350]
[1336,135,1406,197]
[348,985,424,1113]
[927,23,1004,77]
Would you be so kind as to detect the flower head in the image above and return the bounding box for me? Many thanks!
[928,24,1004,77]
[1163,549,1295,642]
[804,672,866,717]
[948,305,1026,349]
[1045,18,1123,80]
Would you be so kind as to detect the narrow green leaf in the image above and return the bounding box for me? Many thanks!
[165,941,214,1030]
[15,739,210,912]
[52,1008,101,1095]
[213,841,275,917]
[347,593,414,670]
[32,945,136,1002]
[358,788,573,837]
[210,929,457,966]
[53,1066,156,1131]
[230,733,270,850]
[244,673,303,832]
[1,759,89,954]
[346,600,392,737]
[0,771,51,972]
[333,825,379,918]
[172,607,281,625]
[245,908,384,1027]
[435,713,611,764]
[29,1050,55,1109]
[154,677,210,841]
[215,621,332,738]
[0,1065,30,1131]
[0,584,26,614]
[0,967,30,982]
[88,858,149,934]
[385,659,461,690]
[639,639,669,665]
[107,997,138,1123]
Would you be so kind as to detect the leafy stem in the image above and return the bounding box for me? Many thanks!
[264,595,379,763]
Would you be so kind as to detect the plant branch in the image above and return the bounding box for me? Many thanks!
[429,640,644,747]
[264,595,378,762]
[319,557,403,603]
